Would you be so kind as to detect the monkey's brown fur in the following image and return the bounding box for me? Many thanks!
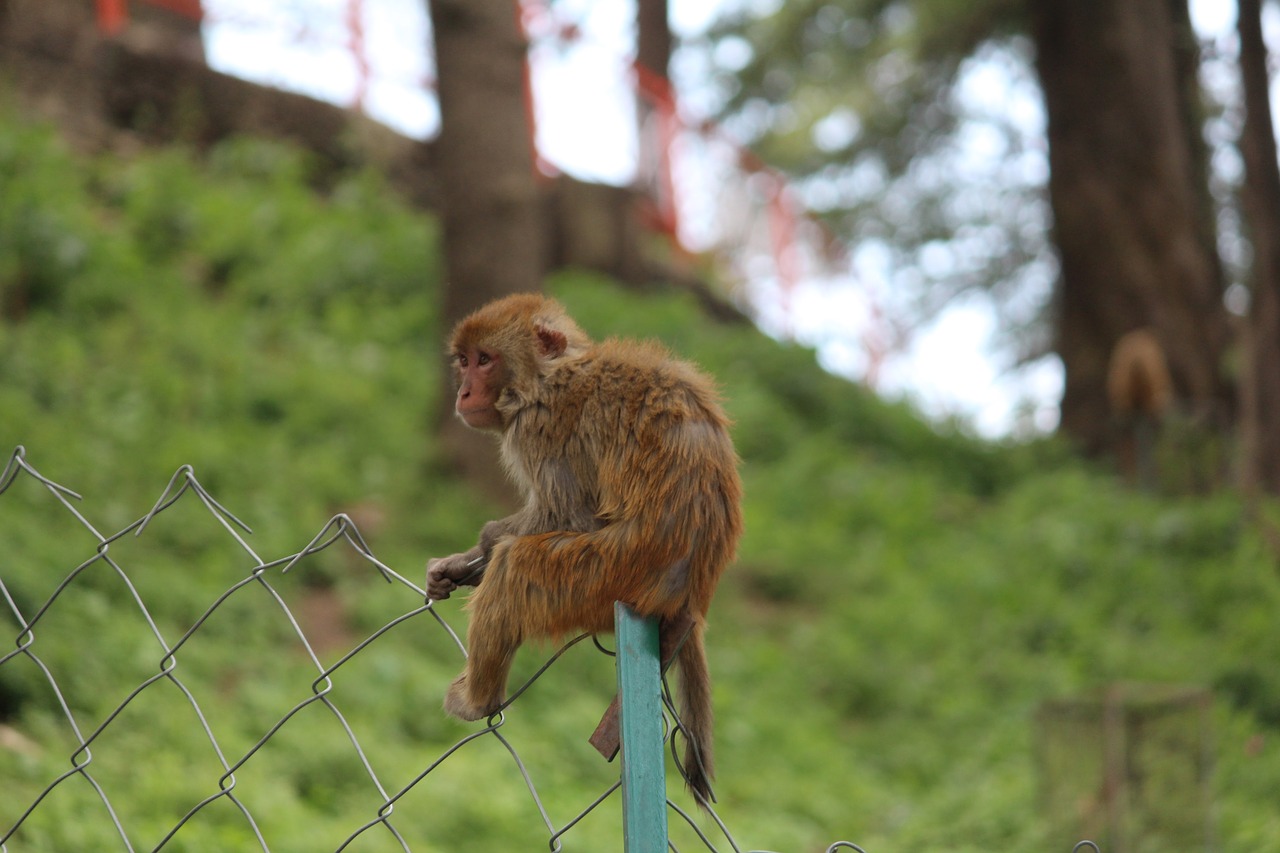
[1106,328,1172,418]
[427,293,743,804]
[1106,328,1173,483]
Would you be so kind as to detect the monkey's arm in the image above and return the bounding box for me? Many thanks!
[426,514,527,601]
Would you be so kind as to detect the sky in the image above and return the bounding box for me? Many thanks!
[200,0,1249,439]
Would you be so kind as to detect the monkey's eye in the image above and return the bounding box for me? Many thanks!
[477,352,492,366]
[455,354,468,367]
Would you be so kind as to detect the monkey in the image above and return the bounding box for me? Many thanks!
[426,293,743,804]
[1106,327,1173,485]
[1106,328,1173,417]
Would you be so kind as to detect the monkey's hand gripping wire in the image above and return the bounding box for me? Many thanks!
[425,554,488,605]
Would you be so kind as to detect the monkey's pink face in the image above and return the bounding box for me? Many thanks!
[454,347,507,430]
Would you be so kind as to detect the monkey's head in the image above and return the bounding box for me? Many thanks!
[448,293,590,431]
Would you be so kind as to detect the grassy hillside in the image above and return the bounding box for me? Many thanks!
[2,110,1280,852]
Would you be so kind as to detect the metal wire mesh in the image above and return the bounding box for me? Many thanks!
[2,445,1100,850]
[0,446,870,852]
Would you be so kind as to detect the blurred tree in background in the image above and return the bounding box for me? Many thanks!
[1033,0,1231,457]
[1236,0,1280,495]
[706,0,1280,490]
[427,0,544,494]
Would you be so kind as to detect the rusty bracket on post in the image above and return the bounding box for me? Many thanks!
[589,611,695,761]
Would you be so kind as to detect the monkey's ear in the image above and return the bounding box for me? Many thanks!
[535,325,569,359]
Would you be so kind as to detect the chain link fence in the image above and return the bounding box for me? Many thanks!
[1,447,870,852]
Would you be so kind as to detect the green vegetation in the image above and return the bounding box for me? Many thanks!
[2,111,1280,852]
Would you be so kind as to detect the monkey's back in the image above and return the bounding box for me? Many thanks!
[505,337,743,623]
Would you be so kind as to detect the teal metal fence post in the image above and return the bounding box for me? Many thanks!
[614,602,668,852]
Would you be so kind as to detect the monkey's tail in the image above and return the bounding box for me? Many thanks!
[676,625,716,808]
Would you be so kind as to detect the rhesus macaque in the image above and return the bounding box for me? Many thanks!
[1106,328,1173,484]
[426,293,743,803]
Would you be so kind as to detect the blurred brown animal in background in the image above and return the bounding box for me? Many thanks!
[426,293,742,803]
[1106,328,1173,484]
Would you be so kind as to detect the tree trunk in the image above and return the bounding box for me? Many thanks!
[635,0,671,82]
[634,0,677,235]
[429,0,543,497]
[1236,0,1280,495]
[1031,0,1231,457]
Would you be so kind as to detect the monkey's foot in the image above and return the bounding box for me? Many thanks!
[443,674,501,722]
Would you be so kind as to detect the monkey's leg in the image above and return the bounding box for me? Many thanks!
[445,529,685,721]
[444,576,522,721]
[445,549,613,720]
[500,530,678,634]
